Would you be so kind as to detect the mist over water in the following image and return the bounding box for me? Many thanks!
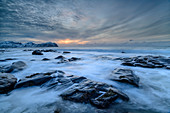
[0,47,170,113]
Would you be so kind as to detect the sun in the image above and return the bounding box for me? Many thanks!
[57,39,89,45]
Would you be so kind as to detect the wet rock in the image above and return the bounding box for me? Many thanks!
[15,71,57,88]
[67,75,86,83]
[121,51,125,53]
[60,79,129,108]
[42,58,50,61]
[23,49,33,51]
[55,55,65,60]
[0,61,26,73]
[63,51,71,54]
[68,57,81,62]
[0,73,17,94]
[0,58,17,62]
[122,55,170,69]
[30,59,36,61]
[110,68,139,87]
[32,50,43,55]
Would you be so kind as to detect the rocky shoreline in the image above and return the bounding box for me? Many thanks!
[0,49,170,112]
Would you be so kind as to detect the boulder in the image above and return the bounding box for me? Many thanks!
[42,58,50,61]
[0,73,17,94]
[68,57,81,62]
[15,71,57,88]
[122,55,169,69]
[32,50,43,55]
[63,51,71,54]
[60,79,129,108]
[110,68,139,87]
[55,55,65,60]
[0,61,26,73]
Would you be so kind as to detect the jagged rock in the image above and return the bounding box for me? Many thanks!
[110,68,139,87]
[67,75,86,83]
[0,61,26,73]
[32,50,43,55]
[42,58,50,61]
[63,51,71,54]
[121,55,170,69]
[60,79,129,108]
[0,73,17,94]
[15,71,57,88]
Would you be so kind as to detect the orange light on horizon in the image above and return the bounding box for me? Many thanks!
[56,39,89,45]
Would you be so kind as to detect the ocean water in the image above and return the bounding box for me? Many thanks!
[0,47,170,113]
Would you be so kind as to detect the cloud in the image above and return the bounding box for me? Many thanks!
[0,0,170,46]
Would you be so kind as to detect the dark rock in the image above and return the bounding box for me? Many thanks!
[0,58,17,62]
[30,59,36,61]
[63,51,71,54]
[122,55,170,69]
[0,61,26,73]
[23,49,33,51]
[68,57,81,62]
[42,58,50,61]
[32,50,43,55]
[121,51,125,53]
[110,68,140,87]
[0,73,17,94]
[68,75,86,83]
[60,79,129,108]
[15,71,57,88]
[55,55,65,60]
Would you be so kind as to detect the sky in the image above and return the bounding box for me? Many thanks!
[0,0,170,47]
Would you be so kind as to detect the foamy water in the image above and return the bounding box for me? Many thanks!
[0,47,170,113]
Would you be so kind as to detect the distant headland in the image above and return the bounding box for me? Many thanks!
[0,41,58,48]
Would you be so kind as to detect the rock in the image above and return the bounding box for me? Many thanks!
[0,61,26,73]
[110,68,140,87]
[122,55,170,69]
[60,79,129,108]
[42,58,50,61]
[0,58,17,62]
[32,50,43,55]
[121,51,125,53]
[67,75,86,83]
[63,51,71,54]
[15,71,57,88]
[55,55,65,60]
[68,57,81,62]
[23,49,33,51]
[0,73,17,94]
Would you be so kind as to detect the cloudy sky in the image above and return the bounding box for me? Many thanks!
[0,0,170,47]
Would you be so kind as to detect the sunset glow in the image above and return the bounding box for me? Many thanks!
[57,39,89,45]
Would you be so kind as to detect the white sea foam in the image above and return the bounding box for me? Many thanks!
[0,47,170,113]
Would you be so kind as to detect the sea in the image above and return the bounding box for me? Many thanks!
[0,46,170,113]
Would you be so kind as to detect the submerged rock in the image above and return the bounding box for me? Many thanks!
[110,68,139,87]
[0,73,17,94]
[32,50,43,55]
[0,61,26,73]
